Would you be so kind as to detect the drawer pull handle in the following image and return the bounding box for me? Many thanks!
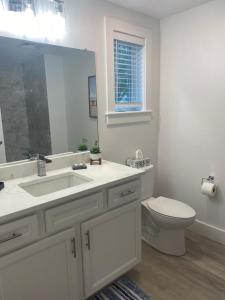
[71,237,77,258]
[120,189,135,197]
[85,231,91,250]
[0,233,23,244]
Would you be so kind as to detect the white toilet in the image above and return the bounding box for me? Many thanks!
[142,197,196,256]
[140,166,196,256]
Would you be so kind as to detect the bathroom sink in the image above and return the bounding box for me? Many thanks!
[19,172,92,197]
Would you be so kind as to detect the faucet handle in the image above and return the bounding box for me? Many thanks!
[37,154,52,163]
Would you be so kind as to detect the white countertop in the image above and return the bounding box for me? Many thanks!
[0,160,145,223]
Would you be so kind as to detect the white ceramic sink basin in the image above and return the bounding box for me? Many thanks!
[19,172,92,197]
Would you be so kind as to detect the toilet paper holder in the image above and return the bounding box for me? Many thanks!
[201,176,215,185]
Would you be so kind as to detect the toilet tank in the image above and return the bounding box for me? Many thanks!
[141,166,154,200]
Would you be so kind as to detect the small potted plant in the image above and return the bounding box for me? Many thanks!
[78,138,88,152]
[90,140,102,164]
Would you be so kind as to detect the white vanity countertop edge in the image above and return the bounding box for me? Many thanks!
[0,161,147,223]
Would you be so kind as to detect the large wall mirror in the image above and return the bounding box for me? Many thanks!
[0,36,98,164]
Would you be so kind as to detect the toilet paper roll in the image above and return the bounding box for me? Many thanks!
[201,181,217,197]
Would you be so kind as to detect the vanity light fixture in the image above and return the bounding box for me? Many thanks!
[0,0,66,40]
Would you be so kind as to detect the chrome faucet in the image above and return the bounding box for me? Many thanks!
[36,154,52,177]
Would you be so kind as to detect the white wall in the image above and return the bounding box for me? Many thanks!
[44,54,68,154]
[63,51,98,151]
[158,0,225,243]
[45,51,98,154]
[44,50,98,154]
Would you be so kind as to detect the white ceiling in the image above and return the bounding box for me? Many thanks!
[104,0,212,18]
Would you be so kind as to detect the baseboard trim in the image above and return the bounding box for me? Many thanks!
[190,220,225,245]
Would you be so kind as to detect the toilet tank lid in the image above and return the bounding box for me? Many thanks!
[147,197,196,219]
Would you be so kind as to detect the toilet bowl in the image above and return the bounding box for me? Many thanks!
[142,196,196,256]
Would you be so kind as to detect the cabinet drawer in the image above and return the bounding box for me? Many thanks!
[108,179,141,209]
[45,192,104,233]
[0,215,39,255]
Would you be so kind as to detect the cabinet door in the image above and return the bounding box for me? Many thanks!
[82,202,141,297]
[0,228,80,300]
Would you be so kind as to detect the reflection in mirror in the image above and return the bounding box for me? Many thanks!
[0,36,98,164]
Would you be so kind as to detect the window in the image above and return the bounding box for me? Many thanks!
[114,39,144,112]
[105,17,152,125]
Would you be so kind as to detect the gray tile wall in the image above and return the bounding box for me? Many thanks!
[0,64,30,162]
[23,55,52,156]
[0,55,52,162]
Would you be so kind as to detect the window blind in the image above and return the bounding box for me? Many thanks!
[114,39,144,112]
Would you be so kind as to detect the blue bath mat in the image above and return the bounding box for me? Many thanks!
[88,276,151,300]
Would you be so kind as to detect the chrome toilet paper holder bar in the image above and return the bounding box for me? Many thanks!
[201,176,215,185]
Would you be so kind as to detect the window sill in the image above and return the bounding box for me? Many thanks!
[105,110,153,126]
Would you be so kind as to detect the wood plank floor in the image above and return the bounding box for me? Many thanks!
[127,231,225,300]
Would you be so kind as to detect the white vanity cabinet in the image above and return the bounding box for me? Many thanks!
[0,169,143,300]
[81,201,141,298]
[0,228,80,300]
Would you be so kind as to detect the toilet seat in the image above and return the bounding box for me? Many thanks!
[146,196,196,219]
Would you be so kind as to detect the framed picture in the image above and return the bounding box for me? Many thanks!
[88,76,98,118]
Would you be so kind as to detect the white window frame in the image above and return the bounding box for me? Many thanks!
[104,17,152,126]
